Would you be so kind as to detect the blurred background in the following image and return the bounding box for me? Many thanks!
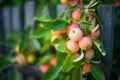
[0,0,120,80]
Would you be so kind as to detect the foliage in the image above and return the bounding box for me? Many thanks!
[33,0,106,80]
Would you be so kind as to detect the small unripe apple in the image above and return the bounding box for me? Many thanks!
[68,28,83,41]
[16,54,26,65]
[90,27,100,39]
[66,40,79,53]
[61,0,69,5]
[50,57,56,66]
[79,37,93,50]
[40,64,49,73]
[26,54,36,64]
[85,49,94,60]
[66,24,80,35]
[82,63,91,73]
[51,30,65,42]
[72,9,82,21]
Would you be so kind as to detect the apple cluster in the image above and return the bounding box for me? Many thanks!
[51,0,101,74]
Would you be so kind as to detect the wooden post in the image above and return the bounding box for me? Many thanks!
[11,7,21,30]
[97,5,114,80]
[24,1,35,28]
[57,5,114,80]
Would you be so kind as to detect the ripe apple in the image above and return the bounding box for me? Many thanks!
[82,63,91,73]
[16,54,26,65]
[66,40,79,53]
[79,37,93,50]
[40,64,49,73]
[60,0,69,5]
[50,57,56,66]
[26,54,36,64]
[69,0,78,5]
[66,24,80,35]
[68,28,83,41]
[72,9,82,21]
[85,49,94,60]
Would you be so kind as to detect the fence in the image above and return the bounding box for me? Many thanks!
[0,1,114,80]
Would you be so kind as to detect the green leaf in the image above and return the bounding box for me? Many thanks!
[42,66,62,80]
[62,54,75,72]
[32,27,50,39]
[37,54,54,65]
[84,26,92,36]
[56,53,66,66]
[34,15,53,22]
[80,11,86,21]
[93,39,106,56]
[10,69,19,80]
[0,55,13,70]
[69,5,78,11]
[91,65,105,80]
[72,68,80,80]
[80,22,92,29]
[30,39,41,51]
[59,11,68,19]
[52,22,67,31]
[53,39,66,53]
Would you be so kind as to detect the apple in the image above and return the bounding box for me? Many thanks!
[40,64,49,73]
[68,28,83,41]
[26,54,36,64]
[66,24,80,35]
[72,9,82,21]
[50,57,56,66]
[82,63,91,73]
[79,37,93,50]
[61,0,69,5]
[16,54,26,65]
[66,40,79,53]
[85,49,94,60]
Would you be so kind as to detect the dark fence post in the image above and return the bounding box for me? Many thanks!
[24,1,35,28]
[57,5,114,80]
[11,7,21,30]
[97,5,114,80]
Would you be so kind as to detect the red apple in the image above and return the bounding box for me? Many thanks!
[61,0,69,5]
[66,24,80,35]
[50,57,56,66]
[79,37,93,50]
[40,64,49,73]
[66,40,79,53]
[68,28,83,41]
[82,63,91,73]
[72,9,82,21]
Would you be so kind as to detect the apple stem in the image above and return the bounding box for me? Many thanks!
[80,0,84,10]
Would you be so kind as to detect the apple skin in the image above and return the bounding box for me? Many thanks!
[70,0,78,5]
[66,40,79,53]
[68,28,83,41]
[82,63,91,73]
[50,57,56,66]
[85,49,94,60]
[40,64,49,73]
[60,0,69,5]
[72,9,82,21]
[79,37,93,50]
[26,54,36,64]
[66,24,80,35]
[16,54,26,65]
